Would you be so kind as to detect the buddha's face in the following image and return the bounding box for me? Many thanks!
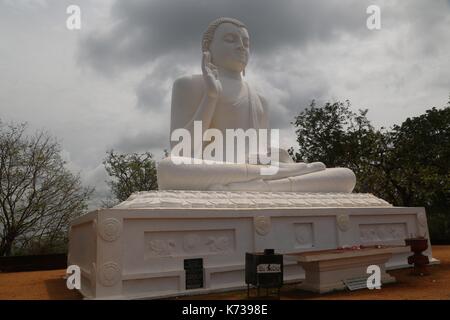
[209,23,249,73]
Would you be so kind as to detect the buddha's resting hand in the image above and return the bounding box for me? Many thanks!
[158,156,326,187]
[260,161,326,180]
[276,148,295,163]
[202,51,222,98]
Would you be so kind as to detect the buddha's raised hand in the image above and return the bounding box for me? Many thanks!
[202,51,222,99]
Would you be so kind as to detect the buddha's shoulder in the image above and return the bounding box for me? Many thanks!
[172,75,204,92]
[245,81,268,105]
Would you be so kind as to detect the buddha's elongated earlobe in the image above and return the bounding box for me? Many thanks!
[243,68,246,77]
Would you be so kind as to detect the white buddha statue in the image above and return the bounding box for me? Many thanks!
[157,17,356,192]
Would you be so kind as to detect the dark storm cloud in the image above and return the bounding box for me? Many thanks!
[77,0,372,124]
[78,0,370,74]
[77,0,450,132]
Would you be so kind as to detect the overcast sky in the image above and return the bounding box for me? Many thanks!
[1,0,449,208]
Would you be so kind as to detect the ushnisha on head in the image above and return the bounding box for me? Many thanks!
[202,17,250,76]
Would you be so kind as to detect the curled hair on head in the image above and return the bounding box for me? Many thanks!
[202,17,247,52]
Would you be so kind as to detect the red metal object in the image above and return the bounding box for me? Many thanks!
[405,238,430,275]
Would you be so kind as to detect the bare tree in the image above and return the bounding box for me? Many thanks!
[0,121,94,256]
[103,150,158,206]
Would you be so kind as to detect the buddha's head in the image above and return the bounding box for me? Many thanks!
[202,17,249,75]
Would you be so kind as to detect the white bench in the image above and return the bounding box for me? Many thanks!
[286,246,411,293]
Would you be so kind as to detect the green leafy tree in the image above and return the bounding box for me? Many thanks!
[385,107,450,240]
[103,150,158,205]
[0,121,94,256]
[290,99,450,241]
[289,100,386,194]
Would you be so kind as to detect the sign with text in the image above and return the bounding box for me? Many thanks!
[256,264,281,273]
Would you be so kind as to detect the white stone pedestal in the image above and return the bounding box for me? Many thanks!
[68,191,437,299]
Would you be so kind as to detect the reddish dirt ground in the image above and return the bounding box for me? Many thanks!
[0,245,449,300]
